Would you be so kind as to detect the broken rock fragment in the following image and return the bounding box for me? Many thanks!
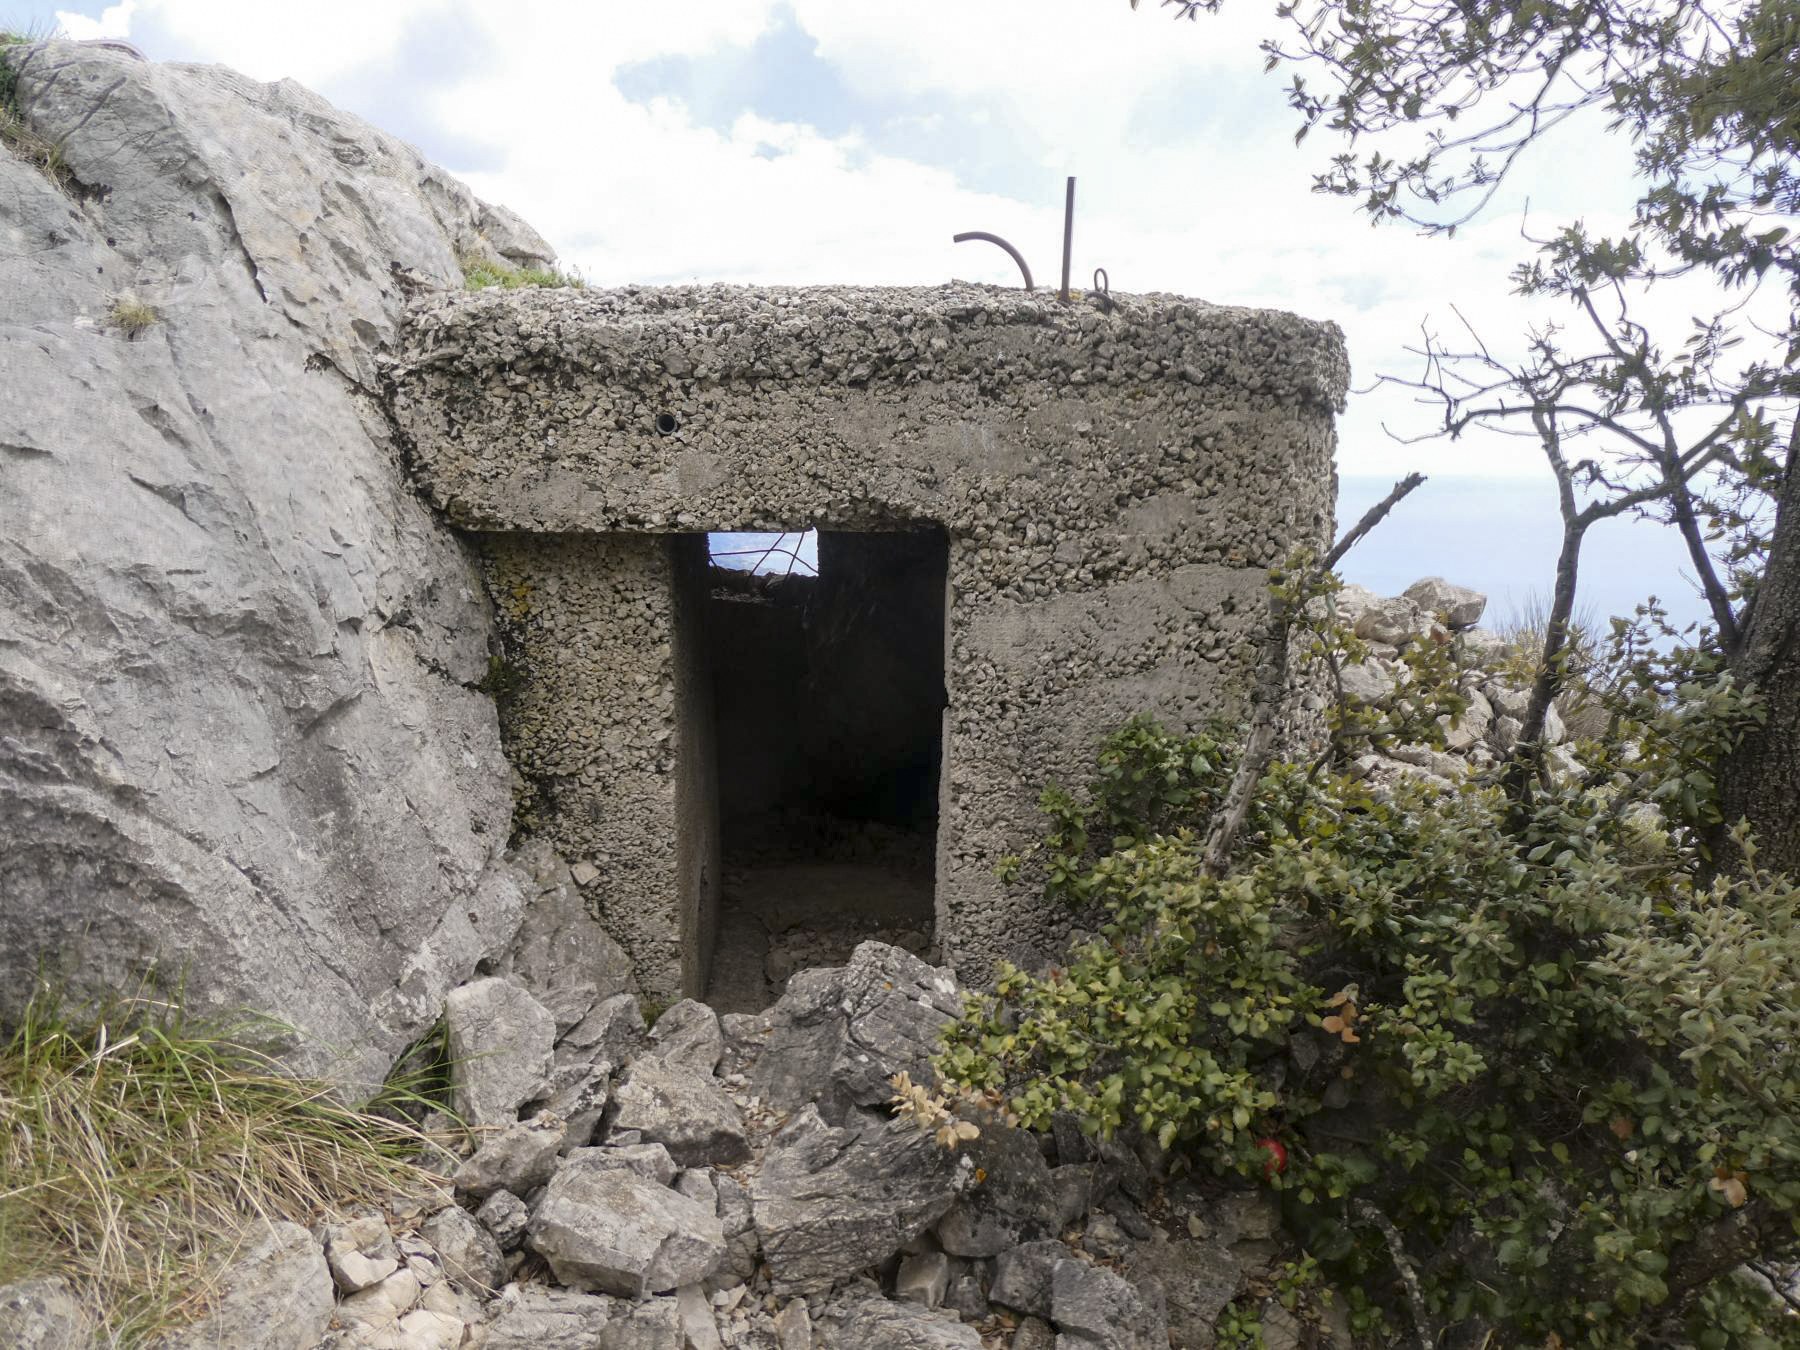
[751,1107,966,1293]
[446,977,555,1127]
[527,1151,726,1297]
[607,1057,750,1166]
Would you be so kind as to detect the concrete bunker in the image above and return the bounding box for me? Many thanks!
[391,283,1349,1004]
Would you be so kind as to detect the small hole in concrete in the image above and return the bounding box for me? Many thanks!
[655,411,680,435]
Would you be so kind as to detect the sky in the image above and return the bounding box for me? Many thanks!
[14,0,1731,630]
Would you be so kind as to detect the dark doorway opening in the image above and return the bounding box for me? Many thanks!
[701,528,947,1011]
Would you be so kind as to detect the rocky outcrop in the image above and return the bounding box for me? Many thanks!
[1326,578,1583,791]
[0,38,555,1090]
[18,942,1338,1350]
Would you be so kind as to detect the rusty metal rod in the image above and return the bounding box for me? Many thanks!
[951,232,1034,291]
[1060,176,1075,302]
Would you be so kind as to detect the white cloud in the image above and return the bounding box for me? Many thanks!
[55,1,136,40]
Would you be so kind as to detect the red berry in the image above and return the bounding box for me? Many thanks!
[1255,1137,1288,1177]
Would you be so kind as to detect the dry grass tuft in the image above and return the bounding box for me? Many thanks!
[0,982,442,1343]
[1496,592,1614,740]
[107,296,159,336]
[0,31,85,196]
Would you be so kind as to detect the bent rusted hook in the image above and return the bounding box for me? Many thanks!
[952,232,1034,291]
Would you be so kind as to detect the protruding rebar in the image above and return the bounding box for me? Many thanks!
[951,232,1035,290]
[1059,176,1076,302]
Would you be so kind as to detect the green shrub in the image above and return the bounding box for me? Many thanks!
[0,983,438,1342]
[459,251,583,292]
[940,580,1798,1348]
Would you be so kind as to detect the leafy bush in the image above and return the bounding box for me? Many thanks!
[940,580,1799,1348]
[0,984,439,1342]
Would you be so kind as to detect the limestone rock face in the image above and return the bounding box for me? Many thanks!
[0,39,555,1089]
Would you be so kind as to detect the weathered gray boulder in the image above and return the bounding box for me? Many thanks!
[446,978,555,1127]
[155,1220,333,1350]
[420,1203,506,1297]
[935,1127,1061,1257]
[0,38,555,1090]
[646,999,725,1075]
[751,942,963,1124]
[1125,1237,1241,1350]
[528,1153,726,1297]
[502,840,635,1033]
[1338,660,1399,703]
[560,993,648,1069]
[817,1292,982,1350]
[752,1108,967,1293]
[677,1284,725,1350]
[477,1189,531,1252]
[535,1061,613,1150]
[1351,594,1432,646]
[599,1296,684,1350]
[483,1285,617,1350]
[321,1214,399,1295]
[1050,1261,1167,1350]
[453,1114,567,1198]
[989,1240,1067,1317]
[0,1277,92,1350]
[1404,577,1487,629]
[712,1172,761,1288]
[607,1057,749,1167]
[571,1141,681,1186]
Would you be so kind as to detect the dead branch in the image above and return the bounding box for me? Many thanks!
[1352,1198,1438,1350]
[1201,473,1426,876]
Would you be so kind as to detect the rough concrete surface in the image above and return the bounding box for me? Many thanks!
[388,284,1345,989]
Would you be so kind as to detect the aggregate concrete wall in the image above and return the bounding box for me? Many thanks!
[478,533,717,998]
[390,283,1347,984]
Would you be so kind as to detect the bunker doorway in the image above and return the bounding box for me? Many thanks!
[700,527,947,1011]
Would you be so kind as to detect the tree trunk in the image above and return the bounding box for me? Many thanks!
[1717,421,1800,876]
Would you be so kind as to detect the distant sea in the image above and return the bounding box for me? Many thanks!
[1336,475,1715,634]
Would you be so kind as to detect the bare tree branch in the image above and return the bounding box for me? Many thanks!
[1201,473,1426,876]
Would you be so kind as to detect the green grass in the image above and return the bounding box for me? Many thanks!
[459,250,584,292]
[0,982,442,1344]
